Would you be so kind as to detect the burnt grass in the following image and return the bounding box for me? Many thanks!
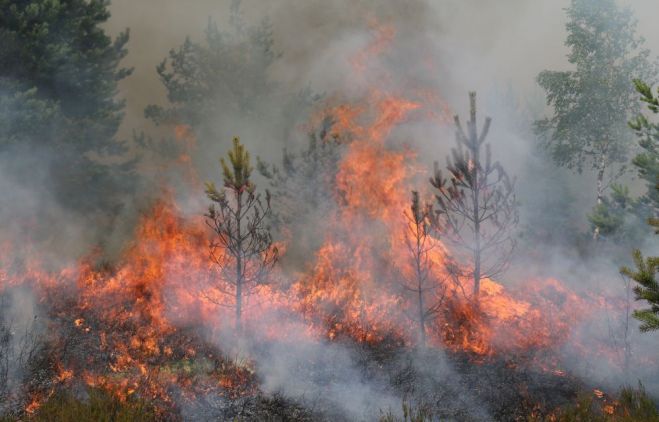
[355,339,582,421]
[4,279,584,421]
[10,327,585,421]
[21,318,584,421]
[198,336,584,422]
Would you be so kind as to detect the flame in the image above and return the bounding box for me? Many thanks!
[350,20,396,72]
[0,67,588,418]
[290,87,584,359]
[0,20,642,417]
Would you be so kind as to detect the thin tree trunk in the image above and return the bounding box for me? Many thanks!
[235,191,243,333]
[417,289,426,348]
[468,92,482,303]
[415,226,426,348]
[473,198,481,302]
[623,275,632,375]
[471,151,481,301]
[593,163,605,241]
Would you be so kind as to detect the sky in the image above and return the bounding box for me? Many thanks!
[105,0,659,140]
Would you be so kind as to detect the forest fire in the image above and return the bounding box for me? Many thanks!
[2,1,659,420]
[0,87,588,415]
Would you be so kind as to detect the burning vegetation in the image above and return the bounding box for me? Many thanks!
[2,0,659,421]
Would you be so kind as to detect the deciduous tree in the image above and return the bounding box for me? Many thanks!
[535,0,656,240]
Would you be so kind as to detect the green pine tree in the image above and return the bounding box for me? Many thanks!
[587,183,636,240]
[621,236,659,333]
[0,0,134,216]
[629,79,659,217]
[619,79,659,334]
[205,137,278,333]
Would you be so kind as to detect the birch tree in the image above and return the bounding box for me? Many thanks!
[535,0,656,240]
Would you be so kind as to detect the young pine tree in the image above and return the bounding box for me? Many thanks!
[430,92,518,302]
[400,191,446,348]
[630,79,659,218]
[621,245,659,333]
[205,137,278,333]
[620,80,659,334]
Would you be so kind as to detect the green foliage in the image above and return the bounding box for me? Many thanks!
[587,184,636,239]
[205,136,255,202]
[205,136,277,330]
[621,77,659,330]
[221,136,254,191]
[535,0,656,176]
[145,8,276,127]
[629,79,659,216]
[617,384,659,421]
[621,250,659,332]
[533,385,659,422]
[0,81,59,145]
[3,388,157,422]
[0,0,132,152]
[0,0,135,217]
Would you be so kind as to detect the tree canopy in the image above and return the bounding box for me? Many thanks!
[0,0,134,217]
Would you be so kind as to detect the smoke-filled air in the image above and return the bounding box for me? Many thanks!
[3,0,659,421]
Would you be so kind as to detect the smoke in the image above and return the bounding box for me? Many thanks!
[2,0,659,418]
[105,0,659,406]
[0,287,43,413]
[252,333,403,420]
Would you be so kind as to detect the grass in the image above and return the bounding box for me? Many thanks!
[379,401,434,422]
[4,388,159,422]
[530,384,659,422]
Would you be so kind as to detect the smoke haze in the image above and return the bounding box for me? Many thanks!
[2,0,659,419]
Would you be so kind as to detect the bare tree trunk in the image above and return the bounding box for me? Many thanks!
[623,275,632,375]
[469,93,482,303]
[593,165,605,241]
[473,194,481,302]
[415,232,426,348]
[417,289,426,347]
[235,191,243,333]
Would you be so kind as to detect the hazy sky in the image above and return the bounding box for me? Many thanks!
[106,0,659,139]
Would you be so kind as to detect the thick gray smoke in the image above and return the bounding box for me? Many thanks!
[3,0,659,418]
[104,0,659,411]
[0,287,44,413]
